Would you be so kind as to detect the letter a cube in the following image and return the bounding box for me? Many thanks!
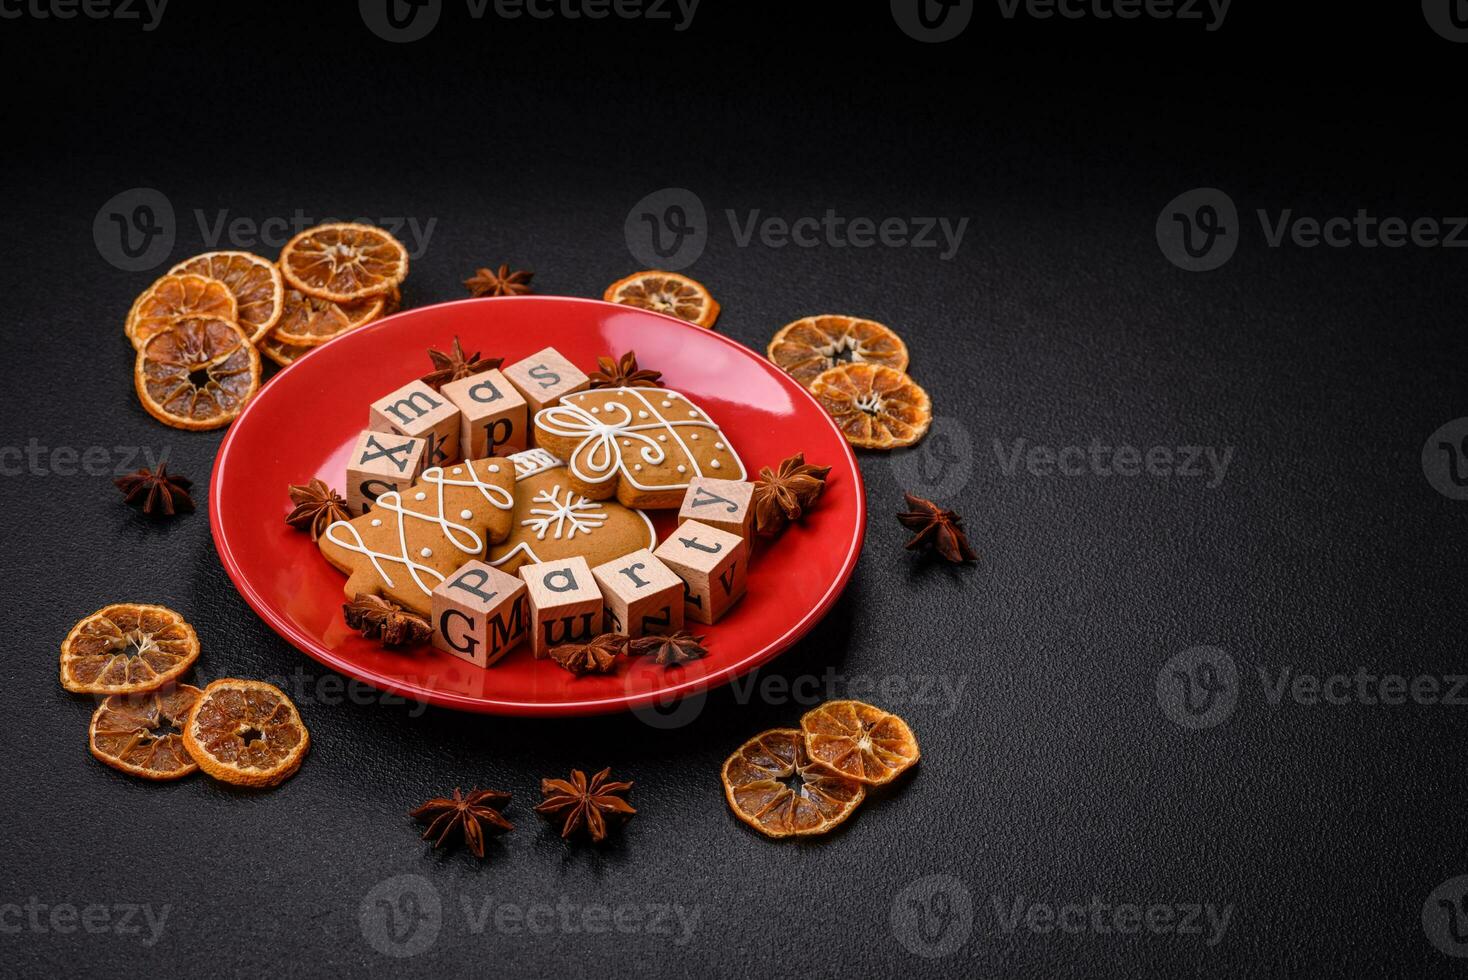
[592,549,684,639]
[654,520,748,624]
[501,346,590,414]
[431,561,528,668]
[346,428,426,515]
[441,369,529,459]
[369,378,461,468]
[519,556,603,658]
[676,477,755,540]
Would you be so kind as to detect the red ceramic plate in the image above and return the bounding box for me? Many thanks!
[211,296,865,715]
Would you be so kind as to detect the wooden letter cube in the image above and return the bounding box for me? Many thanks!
[592,549,685,639]
[654,520,748,624]
[519,556,602,658]
[369,379,461,468]
[502,346,591,414]
[346,429,426,515]
[431,561,528,668]
[677,477,755,540]
[441,369,528,460]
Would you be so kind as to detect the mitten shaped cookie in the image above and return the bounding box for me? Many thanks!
[486,448,656,574]
[320,457,517,615]
[533,387,745,508]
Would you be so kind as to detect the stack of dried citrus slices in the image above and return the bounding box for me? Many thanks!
[123,223,408,430]
[721,700,920,838]
[60,603,308,786]
[767,315,933,449]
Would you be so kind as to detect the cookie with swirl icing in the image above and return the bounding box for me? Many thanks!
[533,387,746,509]
[319,457,517,615]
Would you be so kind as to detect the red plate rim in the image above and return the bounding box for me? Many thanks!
[208,295,867,715]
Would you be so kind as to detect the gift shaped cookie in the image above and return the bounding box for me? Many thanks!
[534,387,746,508]
[320,457,517,616]
[486,448,656,575]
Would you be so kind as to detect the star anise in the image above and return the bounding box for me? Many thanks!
[284,478,349,540]
[628,630,708,667]
[464,263,534,298]
[420,336,503,390]
[897,493,977,563]
[114,463,194,517]
[549,633,629,675]
[587,350,663,389]
[535,767,635,843]
[752,453,832,536]
[343,593,433,648]
[410,787,513,858]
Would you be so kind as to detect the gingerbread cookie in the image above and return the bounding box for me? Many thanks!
[319,457,517,615]
[486,448,656,575]
[533,387,745,508]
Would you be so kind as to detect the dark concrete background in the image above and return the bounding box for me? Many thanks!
[1,2,1464,976]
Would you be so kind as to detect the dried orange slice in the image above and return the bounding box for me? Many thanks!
[603,271,720,328]
[270,286,387,346]
[768,315,909,387]
[89,685,203,780]
[721,728,865,838]
[125,273,238,348]
[60,603,200,695]
[800,700,920,786]
[279,222,408,303]
[258,332,310,368]
[183,679,309,788]
[810,362,932,450]
[170,251,284,344]
[134,317,260,430]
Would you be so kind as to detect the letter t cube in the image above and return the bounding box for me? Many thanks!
[654,520,748,624]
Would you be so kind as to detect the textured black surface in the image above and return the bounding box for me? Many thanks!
[2,3,1465,977]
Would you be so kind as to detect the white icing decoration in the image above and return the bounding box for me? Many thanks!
[420,547,432,558]
[323,461,515,597]
[637,411,648,419]
[711,460,721,469]
[414,492,426,501]
[690,433,699,440]
[676,465,686,474]
[459,509,473,519]
[452,467,463,475]
[532,387,745,493]
[521,485,607,540]
[489,464,500,473]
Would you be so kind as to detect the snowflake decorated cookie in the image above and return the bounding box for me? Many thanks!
[533,387,746,509]
[486,448,656,574]
[318,457,517,616]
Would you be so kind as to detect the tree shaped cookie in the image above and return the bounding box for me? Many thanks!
[319,457,516,615]
[486,448,656,574]
[534,387,746,508]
